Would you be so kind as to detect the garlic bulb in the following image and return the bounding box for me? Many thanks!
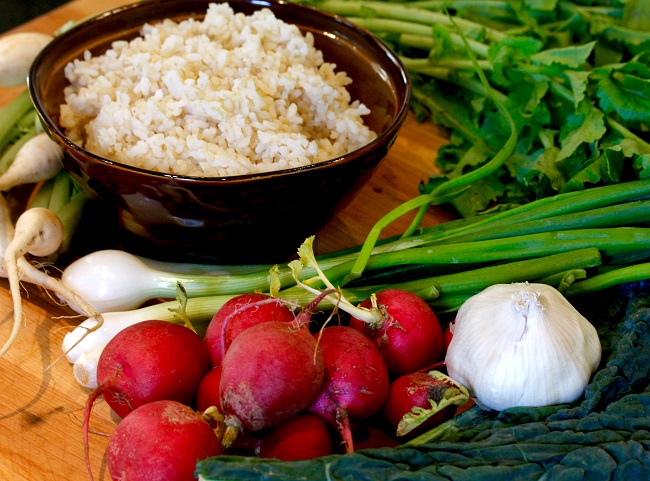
[445,283,601,411]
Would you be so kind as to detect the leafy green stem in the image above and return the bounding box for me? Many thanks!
[606,116,650,152]
[349,17,491,57]
[314,1,507,42]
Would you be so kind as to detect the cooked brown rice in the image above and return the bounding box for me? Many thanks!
[59,3,376,177]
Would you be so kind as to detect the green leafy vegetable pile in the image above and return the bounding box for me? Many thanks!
[198,280,650,479]
[294,0,650,218]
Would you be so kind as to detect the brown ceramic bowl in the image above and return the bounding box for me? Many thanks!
[29,0,410,263]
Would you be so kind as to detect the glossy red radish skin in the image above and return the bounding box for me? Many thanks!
[107,400,222,481]
[259,413,333,461]
[196,366,223,413]
[383,371,469,437]
[308,326,389,453]
[444,321,455,352]
[219,320,324,445]
[96,320,210,418]
[350,288,444,375]
[203,293,295,368]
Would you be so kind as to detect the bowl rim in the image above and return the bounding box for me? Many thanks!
[28,0,412,184]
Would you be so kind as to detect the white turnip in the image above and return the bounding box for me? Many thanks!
[0,132,63,192]
[307,325,389,453]
[1,201,102,357]
[3,207,63,354]
[203,293,295,368]
[105,400,222,481]
[0,32,52,87]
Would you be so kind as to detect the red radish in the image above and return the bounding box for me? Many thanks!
[259,412,333,461]
[349,288,444,375]
[91,320,210,419]
[307,325,389,453]
[84,321,210,479]
[383,371,469,437]
[352,425,400,450]
[219,319,324,448]
[443,320,455,352]
[194,365,258,453]
[196,366,223,413]
[106,400,222,481]
[203,293,295,367]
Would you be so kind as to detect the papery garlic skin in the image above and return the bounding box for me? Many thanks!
[445,283,601,411]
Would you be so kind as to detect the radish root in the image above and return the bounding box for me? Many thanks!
[83,383,107,481]
[336,410,355,454]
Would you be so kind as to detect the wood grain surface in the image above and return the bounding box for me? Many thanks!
[0,1,450,479]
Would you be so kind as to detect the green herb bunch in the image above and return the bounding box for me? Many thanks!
[296,0,650,217]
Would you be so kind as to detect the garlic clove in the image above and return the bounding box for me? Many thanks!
[445,282,601,411]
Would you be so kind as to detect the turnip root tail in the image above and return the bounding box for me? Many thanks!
[1,204,103,358]
[2,208,63,356]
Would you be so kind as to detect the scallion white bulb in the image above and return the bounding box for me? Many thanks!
[445,282,601,411]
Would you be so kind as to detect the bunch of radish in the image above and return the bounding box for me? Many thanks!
[82,275,468,480]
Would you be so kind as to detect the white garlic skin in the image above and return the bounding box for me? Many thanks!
[445,283,601,411]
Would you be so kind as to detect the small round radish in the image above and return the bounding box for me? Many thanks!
[203,293,295,368]
[219,320,324,448]
[196,366,223,413]
[349,288,444,375]
[95,320,210,418]
[259,412,333,461]
[307,326,389,453]
[106,400,222,481]
[383,371,469,437]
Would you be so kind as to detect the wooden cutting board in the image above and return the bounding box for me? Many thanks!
[0,1,451,479]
